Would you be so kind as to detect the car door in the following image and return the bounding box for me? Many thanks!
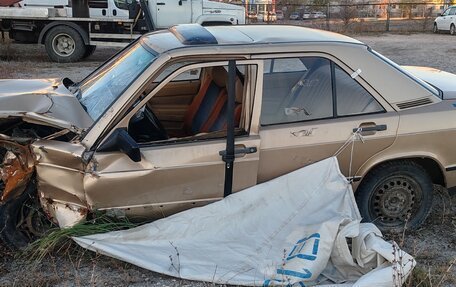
[155,0,192,28]
[83,61,262,219]
[449,7,456,29]
[255,56,399,183]
[437,7,451,30]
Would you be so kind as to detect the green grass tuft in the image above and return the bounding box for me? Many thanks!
[21,215,137,263]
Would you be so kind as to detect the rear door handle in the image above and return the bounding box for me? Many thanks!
[157,2,165,5]
[353,124,387,133]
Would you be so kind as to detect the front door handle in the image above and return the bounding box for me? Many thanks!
[219,146,257,158]
[157,2,165,5]
[353,124,387,133]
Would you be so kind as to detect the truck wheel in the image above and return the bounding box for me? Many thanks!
[44,26,86,63]
[83,45,97,59]
[0,180,54,250]
[355,160,433,233]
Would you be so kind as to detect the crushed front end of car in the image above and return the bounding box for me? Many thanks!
[0,78,93,249]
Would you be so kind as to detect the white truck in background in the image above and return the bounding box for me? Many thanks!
[0,0,245,62]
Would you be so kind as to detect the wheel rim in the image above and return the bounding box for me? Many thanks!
[16,194,54,241]
[369,175,422,228]
[52,33,76,57]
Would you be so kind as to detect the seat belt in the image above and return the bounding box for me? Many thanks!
[222,60,236,197]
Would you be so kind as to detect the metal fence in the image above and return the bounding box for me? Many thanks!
[238,2,450,33]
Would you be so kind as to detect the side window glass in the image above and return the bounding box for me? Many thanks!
[114,0,129,10]
[153,63,201,83]
[443,8,450,16]
[450,8,456,15]
[335,65,384,116]
[128,64,252,144]
[261,57,333,125]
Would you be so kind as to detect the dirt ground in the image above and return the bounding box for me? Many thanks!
[0,32,455,286]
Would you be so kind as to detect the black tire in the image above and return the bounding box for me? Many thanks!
[433,23,439,33]
[83,45,97,59]
[451,24,456,36]
[44,25,87,63]
[355,160,433,233]
[0,180,53,250]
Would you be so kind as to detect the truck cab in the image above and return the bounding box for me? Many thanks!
[148,0,245,28]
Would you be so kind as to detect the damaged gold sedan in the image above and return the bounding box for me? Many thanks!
[2,24,456,249]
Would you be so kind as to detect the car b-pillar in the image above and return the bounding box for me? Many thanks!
[222,60,236,197]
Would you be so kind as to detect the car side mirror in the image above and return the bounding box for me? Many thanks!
[98,128,141,162]
[178,0,182,5]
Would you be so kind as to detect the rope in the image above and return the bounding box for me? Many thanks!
[333,128,364,182]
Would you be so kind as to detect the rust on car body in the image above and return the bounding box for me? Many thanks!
[0,140,34,203]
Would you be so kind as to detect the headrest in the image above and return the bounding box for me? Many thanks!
[210,66,228,88]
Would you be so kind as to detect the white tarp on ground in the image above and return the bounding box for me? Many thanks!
[74,157,415,286]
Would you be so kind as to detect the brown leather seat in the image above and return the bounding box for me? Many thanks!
[181,66,244,136]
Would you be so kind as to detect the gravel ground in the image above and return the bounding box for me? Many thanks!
[0,32,455,286]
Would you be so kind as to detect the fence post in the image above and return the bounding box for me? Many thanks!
[386,1,391,32]
[326,3,330,30]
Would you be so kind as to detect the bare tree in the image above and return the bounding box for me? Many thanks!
[339,0,357,27]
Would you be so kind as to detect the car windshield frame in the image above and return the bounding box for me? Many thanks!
[75,40,157,121]
[369,48,442,98]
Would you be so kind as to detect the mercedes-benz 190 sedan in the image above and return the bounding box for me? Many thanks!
[1,24,456,249]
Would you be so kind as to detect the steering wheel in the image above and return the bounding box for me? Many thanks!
[144,106,169,140]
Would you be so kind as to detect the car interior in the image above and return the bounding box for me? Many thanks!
[128,65,247,144]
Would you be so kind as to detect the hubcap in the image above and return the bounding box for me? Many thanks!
[52,33,75,57]
[370,175,422,227]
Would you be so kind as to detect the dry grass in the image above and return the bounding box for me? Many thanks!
[384,186,456,287]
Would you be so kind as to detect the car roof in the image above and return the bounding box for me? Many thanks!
[142,24,363,54]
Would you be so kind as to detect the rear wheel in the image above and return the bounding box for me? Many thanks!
[0,180,54,250]
[355,161,433,233]
[44,25,86,63]
[451,24,455,35]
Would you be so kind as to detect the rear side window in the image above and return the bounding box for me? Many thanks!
[261,57,384,125]
[335,65,383,116]
[262,58,333,125]
[450,7,456,15]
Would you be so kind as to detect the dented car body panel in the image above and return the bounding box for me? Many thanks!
[1,25,456,242]
[0,79,94,132]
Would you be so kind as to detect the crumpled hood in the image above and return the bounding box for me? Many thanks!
[402,66,456,99]
[0,79,93,132]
